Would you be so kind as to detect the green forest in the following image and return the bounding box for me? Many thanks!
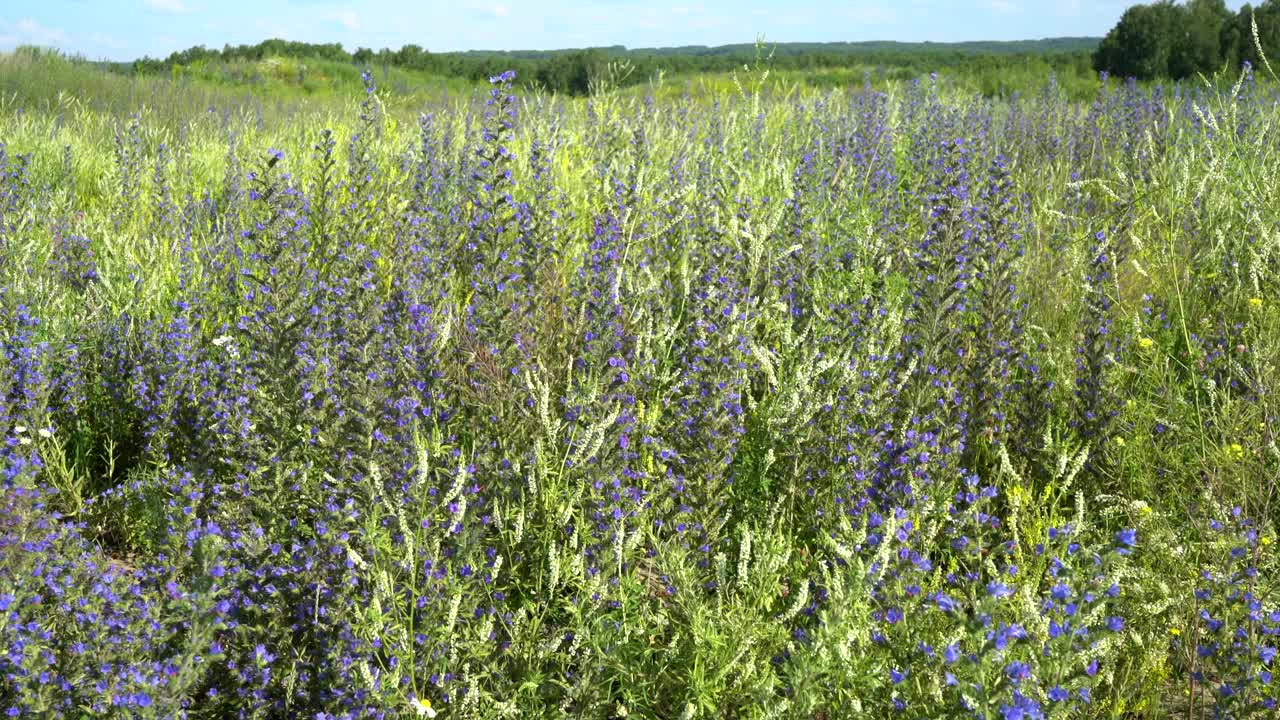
[105,0,1280,99]
[1093,0,1280,80]
[9,0,1280,716]
[123,36,1098,96]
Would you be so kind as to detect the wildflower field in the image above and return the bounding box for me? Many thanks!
[2,51,1280,719]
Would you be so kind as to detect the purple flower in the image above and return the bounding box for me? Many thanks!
[1000,691,1043,720]
[943,643,960,664]
[1005,661,1031,684]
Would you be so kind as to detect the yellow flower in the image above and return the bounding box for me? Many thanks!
[1138,337,1154,350]
[1226,443,1245,461]
[410,698,438,718]
[1249,297,1263,311]
[1169,626,1182,637]
[1114,436,1126,447]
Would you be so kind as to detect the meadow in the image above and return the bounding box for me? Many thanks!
[1,47,1279,719]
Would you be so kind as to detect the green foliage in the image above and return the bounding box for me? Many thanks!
[1094,2,1184,81]
[1095,0,1280,80]
[4,44,1280,720]
[124,35,1100,97]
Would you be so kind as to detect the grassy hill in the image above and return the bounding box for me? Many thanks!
[454,37,1101,59]
[117,34,1101,97]
[0,34,1104,127]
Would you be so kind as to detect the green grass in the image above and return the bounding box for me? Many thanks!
[1,44,1279,719]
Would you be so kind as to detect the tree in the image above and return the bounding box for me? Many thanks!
[1169,0,1231,77]
[394,44,429,71]
[1093,3,1181,79]
[536,49,605,95]
[1094,0,1243,79]
[1225,1,1280,72]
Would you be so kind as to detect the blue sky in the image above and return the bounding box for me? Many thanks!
[0,0,1252,62]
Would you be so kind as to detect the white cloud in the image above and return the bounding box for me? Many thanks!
[329,9,360,31]
[143,0,192,14]
[985,0,1020,13]
[835,5,897,25]
[453,1,509,20]
[253,19,292,39]
[89,32,127,50]
[0,18,68,49]
[1054,0,1083,17]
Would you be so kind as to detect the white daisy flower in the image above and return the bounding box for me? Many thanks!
[410,697,438,718]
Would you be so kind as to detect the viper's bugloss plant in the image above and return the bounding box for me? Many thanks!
[0,61,1277,720]
[1176,509,1280,718]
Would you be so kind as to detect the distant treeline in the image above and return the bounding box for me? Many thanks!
[1094,0,1280,80]
[128,37,1099,95]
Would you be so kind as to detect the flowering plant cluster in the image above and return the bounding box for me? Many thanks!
[1173,509,1280,718]
[0,63,1278,719]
